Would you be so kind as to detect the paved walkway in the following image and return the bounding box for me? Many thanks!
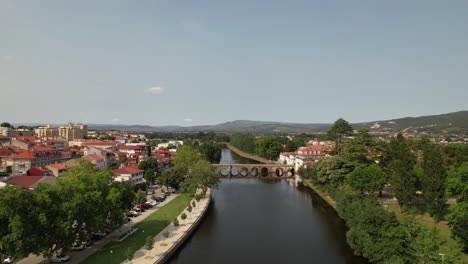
[124,190,211,264]
[17,190,179,264]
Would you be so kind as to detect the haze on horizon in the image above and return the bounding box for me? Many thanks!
[1,1,467,126]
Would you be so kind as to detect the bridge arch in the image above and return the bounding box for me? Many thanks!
[213,164,295,178]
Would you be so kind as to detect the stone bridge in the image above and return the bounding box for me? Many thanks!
[212,164,295,178]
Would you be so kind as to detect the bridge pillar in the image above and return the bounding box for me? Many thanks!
[228,164,232,178]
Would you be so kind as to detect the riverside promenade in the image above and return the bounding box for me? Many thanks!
[225,144,276,164]
[126,189,211,264]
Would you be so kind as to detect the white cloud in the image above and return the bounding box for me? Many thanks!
[183,118,193,122]
[111,118,122,123]
[145,87,164,95]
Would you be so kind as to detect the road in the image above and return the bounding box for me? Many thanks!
[17,188,178,264]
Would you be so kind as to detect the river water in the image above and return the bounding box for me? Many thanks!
[167,149,367,264]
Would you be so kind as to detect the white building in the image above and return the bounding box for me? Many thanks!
[112,166,144,185]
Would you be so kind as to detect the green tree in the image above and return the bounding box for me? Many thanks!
[387,133,418,208]
[145,235,154,257]
[0,186,41,261]
[135,190,147,205]
[172,218,179,226]
[126,248,134,264]
[230,133,256,153]
[343,129,382,164]
[254,136,284,160]
[315,156,355,188]
[197,142,223,163]
[345,164,386,196]
[446,202,468,250]
[327,118,354,153]
[447,162,468,202]
[421,143,448,220]
[173,145,202,170]
[163,231,170,239]
[180,213,187,225]
[182,160,219,197]
[0,122,12,128]
[143,168,156,185]
[158,166,187,190]
[139,158,159,185]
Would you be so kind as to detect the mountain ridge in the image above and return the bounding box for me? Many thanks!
[85,110,468,135]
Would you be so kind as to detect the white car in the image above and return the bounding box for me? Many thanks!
[50,253,70,263]
[4,257,13,264]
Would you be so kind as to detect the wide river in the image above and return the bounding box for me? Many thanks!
[168,149,367,264]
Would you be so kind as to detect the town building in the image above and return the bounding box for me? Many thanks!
[37,123,87,141]
[112,166,144,185]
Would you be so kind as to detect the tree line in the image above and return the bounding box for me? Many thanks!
[230,133,307,160]
[0,161,136,262]
[300,118,468,262]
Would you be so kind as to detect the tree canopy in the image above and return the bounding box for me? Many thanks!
[327,118,354,153]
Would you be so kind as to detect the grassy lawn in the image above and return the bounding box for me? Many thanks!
[82,193,193,264]
[386,204,468,263]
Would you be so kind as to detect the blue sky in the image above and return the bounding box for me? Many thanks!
[1,0,467,126]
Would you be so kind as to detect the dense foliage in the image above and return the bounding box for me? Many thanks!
[307,125,467,259]
[0,161,136,261]
[327,118,354,153]
[139,158,160,185]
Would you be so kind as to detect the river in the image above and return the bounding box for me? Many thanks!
[167,149,367,264]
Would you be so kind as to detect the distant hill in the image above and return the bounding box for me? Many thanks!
[84,110,468,135]
[354,111,468,135]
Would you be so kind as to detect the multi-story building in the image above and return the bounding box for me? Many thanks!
[37,123,87,141]
[37,125,60,138]
[11,146,72,175]
[59,123,87,141]
[112,166,144,185]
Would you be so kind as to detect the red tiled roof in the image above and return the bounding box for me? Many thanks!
[112,166,143,175]
[12,151,36,160]
[50,163,66,170]
[6,176,44,189]
[85,154,105,161]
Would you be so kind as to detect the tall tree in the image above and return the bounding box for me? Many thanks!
[135,190,147,205]
[387,133,418,208]
[446,202,468,250]
[421,143,448,220]
[182,160,219,197]
[173,145,202,170]
[345,164,386,196]
[0,186,41,261]
[327,118,354,153]
[139,158,159,185]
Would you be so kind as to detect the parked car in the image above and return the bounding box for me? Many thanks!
[142,203,151,209]
[50,253,70,263]
[129,210,140,216]
[71,241,86,251]
[165,191,171,196]
[3,257,13,264]
[154,197,164,202]
[135,204,146,211]
[91,232,106,241]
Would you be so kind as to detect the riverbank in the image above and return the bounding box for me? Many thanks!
[302,178,468,262]
[81,193,193,264]
[128,190,211,264]
[225,144,275,164]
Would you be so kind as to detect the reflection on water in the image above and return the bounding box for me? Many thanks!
[167,149,367,264]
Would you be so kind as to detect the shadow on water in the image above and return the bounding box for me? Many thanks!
[167,149,368,264]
